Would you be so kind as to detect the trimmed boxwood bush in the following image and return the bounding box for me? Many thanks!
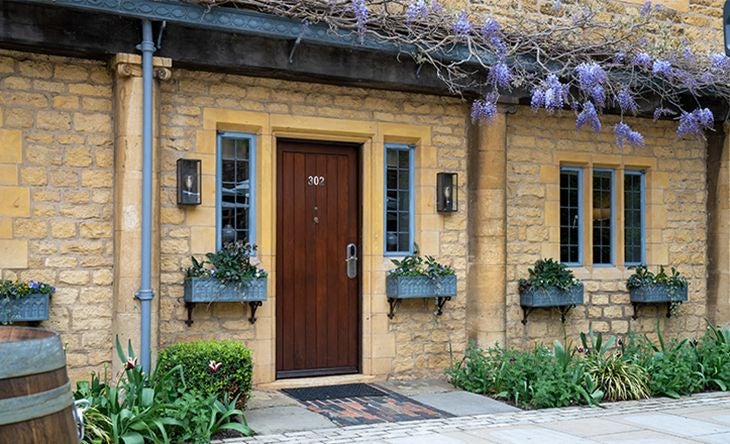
[158,340,254,409]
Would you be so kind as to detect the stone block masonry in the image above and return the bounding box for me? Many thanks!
[0,49,114,382]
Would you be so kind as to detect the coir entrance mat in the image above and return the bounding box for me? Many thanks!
[282,383,452,426]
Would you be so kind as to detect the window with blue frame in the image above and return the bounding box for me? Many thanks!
[624,170,645,265]
[384,144,415,254]
[592,169,614,265]
[217,132,256,249]
[560,167,582,264]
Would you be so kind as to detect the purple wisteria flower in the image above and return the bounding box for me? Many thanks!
[614,122,645,147]
[576,62,607,107]
[532,74,566,112]
[615,88,638,115]
[700,72,714,83]
[613,52,625,64]
[471,95,498,122]
[640,1,652,17]
[632,52,652,69]
[453,11,472,38]
[352,0,368,37]
[576,101,601,132]
[481,17,501,41]
[653,107,673,121]
[677,108,714,138]
[429,0,443,15]
[652,60,672,77]
[682,46,695,63]
[489,62,511,89]
[405,0,428,26]
[711,53,730,70]
[551,0,562,14]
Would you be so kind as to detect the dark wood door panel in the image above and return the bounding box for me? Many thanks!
[276,139,360,378]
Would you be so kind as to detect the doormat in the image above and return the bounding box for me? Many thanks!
[282,383,452,427]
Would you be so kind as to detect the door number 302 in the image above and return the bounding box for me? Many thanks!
[307,175,326,186]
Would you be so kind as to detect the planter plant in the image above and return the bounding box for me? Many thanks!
[183,242,268,325]
[626,265,688,319]
[0,279,55,324]
[518,258,584,324]
[386,254,456,318]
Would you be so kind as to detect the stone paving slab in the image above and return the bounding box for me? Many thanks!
[410,391,520,416]
[222,392,730,444]
[243,406,337,435]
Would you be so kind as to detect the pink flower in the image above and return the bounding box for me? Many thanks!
[208,360,222,374]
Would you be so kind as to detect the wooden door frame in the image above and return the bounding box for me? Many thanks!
[274,137,363,379]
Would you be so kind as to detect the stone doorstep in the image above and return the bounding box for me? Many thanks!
[215,392,730,444]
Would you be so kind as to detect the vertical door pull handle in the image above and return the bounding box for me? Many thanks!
[345,243,358,279]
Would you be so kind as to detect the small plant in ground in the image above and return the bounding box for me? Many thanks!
[518,258,581,292]
[580,327,650,402]
[74,337,252,444]
[695,322,730,391]
[157,339,254,410]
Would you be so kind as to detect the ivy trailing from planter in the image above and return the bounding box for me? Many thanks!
[518,258,583,324]
[626,265,688,319]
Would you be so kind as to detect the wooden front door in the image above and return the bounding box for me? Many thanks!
[276,139,360,378]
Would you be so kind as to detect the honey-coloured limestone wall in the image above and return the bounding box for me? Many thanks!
[157,70,470,383]
[503,108,708,347]
[0,49,115,381]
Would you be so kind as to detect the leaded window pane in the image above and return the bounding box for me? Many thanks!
[625,172,644,264]
[560,168,581,264]
[385,146,413,253]
[593,170,613,264]
[220,137,252,245]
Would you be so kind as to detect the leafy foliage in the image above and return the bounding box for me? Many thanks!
[74,338,252,444]
[157,339,254,410]
[0,279,55,298]
[447,340,602,409]
[184,242,267,289]
[626,265,687,292]
[518,258,581,292]
[695,322,730,391]
[388,253,455,278]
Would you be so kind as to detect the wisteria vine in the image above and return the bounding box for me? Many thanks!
[196,0,730,146]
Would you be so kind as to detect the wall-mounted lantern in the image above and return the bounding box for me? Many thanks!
[177,159,201,205]
[436,172,458,213]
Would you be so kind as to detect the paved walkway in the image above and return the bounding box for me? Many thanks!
[223,391,730,443]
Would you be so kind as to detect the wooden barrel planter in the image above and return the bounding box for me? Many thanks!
[0,326,77,444]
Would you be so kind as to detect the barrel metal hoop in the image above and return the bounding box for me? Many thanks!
[0,381,73,426]
[0,335,66,379]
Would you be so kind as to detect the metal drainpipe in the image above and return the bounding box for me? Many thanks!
[135,19,155,373]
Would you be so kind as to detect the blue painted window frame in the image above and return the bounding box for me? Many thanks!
[624,170,646,266]
[560,166,583,266]
[592,168,616,266]
[384,144,416,256]
[216,132,257,250]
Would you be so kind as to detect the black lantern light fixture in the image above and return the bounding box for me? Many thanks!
[177,159,201,205]
[436,172,458,213]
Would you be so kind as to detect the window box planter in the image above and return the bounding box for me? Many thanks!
[386,275,457,318]
[519,283,584,325]
[629,284,688,319]
[0,293,50,324]
[183,277,267,326]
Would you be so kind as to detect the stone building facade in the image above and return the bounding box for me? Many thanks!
[0,0,729,384]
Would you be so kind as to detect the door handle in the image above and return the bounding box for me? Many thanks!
[345,243,357,279]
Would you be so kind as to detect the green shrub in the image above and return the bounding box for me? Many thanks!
[696,322,730,391]
[158,340,254,409]
[447,340,601,409]
[518,258,581,292]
